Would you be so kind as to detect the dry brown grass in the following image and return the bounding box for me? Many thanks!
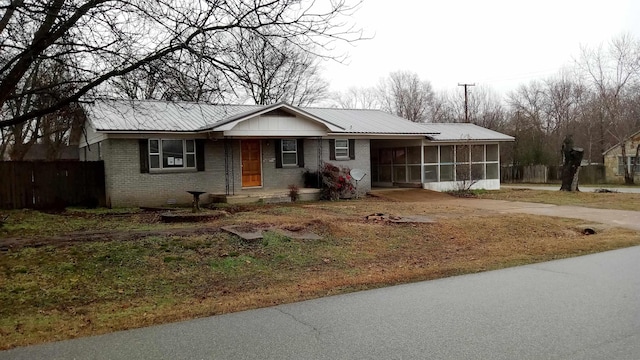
[1,195,639,349]
[476,188,640,211]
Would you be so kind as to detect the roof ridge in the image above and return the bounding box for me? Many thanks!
[91,97,268,108]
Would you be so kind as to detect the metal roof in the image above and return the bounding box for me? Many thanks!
[86,99,260,132]
[303,108,438,135]
[83,100,513,141]
[421,123,514,142]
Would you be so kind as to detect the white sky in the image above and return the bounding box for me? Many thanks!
[322,0,640,96]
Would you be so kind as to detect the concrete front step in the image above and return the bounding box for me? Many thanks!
[209,188,322,204]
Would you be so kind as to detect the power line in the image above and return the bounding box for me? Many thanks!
[458,83,475,123]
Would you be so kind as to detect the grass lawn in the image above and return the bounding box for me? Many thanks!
[477,188,640,211]
[1,193,639,349]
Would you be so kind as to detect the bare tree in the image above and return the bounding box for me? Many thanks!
[377,71,434,122]
[430,90,460,123]
[1,51,84,159]
[109,56,229,103]
[577,34,640,182]
[332,86,380,109]
[0,0,364,128]
[506,82,553,165]
[232,33,328,106]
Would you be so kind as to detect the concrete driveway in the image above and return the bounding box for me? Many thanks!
[445,198,640,231]
[3,246,640,359]
[372,188,640,231]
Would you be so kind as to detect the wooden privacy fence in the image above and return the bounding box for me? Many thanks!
[0,161,106,210]
[501,164,605,184]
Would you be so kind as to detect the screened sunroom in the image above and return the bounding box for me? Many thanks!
[370,123,513,191]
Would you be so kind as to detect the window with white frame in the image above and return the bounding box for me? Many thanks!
[149,139,196,170]
[618,156,640,175]
[281,139,298,166]
[335,139,349,158]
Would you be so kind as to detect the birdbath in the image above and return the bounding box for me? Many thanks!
[187,191,207,213]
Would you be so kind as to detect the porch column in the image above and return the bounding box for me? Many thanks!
[420,138,425,185]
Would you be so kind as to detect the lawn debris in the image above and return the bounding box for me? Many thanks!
[594,188,618,193]
[365,213,435,224]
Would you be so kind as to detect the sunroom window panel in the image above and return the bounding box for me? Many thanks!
[408,165,422,182]
[424,165,438,182]
[424,146,438,163]
[486,163,499,179]
[407,147,421,164]
[471,145,484,163]
[393,166,407,182]
[440,164,454,181]
[440,145,454,163]
[379,166,392,182]
[486,144,499,161]
[393,148,406,164]
[471,164,485,180]
[456,145,469,163]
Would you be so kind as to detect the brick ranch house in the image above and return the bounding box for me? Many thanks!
[79,99,514,207]
[602,129,640,183]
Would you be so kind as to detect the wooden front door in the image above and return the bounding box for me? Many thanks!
[241,139,262,187]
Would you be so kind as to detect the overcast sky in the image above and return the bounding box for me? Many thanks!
[322,0,640,96]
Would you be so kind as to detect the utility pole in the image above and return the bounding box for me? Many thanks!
[458,83,475,123]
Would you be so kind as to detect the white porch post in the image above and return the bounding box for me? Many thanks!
[420,138,425,185]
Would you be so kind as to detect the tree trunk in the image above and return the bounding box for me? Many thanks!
[560,138,584,191]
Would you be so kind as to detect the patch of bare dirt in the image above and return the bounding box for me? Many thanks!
[0,226,223,251]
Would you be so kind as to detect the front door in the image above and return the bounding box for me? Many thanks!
[241,139,262,187]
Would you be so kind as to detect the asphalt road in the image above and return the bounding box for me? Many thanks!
[3,246,640,360]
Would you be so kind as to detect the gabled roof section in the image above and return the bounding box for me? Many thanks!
[202,102,345,132]
[420,123,514,142]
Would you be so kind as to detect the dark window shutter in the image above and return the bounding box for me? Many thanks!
[275,139,282,168]
[139,139,149,173]
[297,138,304,167]
[349,139,355,159]
[329,139,336,160]
[196,139,205,171]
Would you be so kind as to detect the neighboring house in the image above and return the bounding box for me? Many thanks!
[79,99,514,207]
[602,130,640,183]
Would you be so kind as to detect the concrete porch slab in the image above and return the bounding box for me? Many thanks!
[210,188,322,204]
